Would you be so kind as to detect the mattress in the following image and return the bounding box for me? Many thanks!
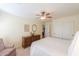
[30,37,72,56]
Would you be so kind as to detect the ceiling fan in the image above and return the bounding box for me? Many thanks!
[36,11,52,21]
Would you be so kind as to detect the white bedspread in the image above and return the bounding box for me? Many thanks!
[30,37,72,56]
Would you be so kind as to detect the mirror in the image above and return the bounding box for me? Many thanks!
[32,24,37,33]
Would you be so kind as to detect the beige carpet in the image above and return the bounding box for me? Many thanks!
[16,47,30,56]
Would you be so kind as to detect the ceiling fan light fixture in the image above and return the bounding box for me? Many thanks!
[40,16,46,20]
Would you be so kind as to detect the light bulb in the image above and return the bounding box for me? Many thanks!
[40,16,46,20]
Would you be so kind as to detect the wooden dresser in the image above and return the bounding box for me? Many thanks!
[22,35,40,48]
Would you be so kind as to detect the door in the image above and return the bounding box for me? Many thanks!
[45,21,51,37]
[52,19,74,40]
[62,20,74,39]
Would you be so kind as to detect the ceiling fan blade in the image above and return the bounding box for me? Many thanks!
[47,16,52,18]
[46,13,50,15]
[41,11,46,16]
[41,11,45,14]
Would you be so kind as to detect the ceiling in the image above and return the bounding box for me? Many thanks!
[0,3,79,19]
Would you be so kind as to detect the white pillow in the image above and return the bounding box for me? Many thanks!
[68,32,79,56]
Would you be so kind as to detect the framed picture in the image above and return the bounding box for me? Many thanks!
[24,24,30,32]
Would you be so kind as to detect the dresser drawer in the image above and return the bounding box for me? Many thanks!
[22,35,40,48]
[22,36,32,48]
[32,35,40,41]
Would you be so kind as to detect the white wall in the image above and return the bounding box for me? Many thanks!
[51,14,79,40]
[0,11,42,48]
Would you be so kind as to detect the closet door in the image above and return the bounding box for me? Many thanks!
[52,20,63,38]
[45,22,51,37]
[61,20,74,40]
[52,19,74,40]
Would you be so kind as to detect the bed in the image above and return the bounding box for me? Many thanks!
[30,37,72,56]
[30,31,79,56]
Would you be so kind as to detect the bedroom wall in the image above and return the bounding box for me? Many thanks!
[0,11,42,48]
[51,14,79,40]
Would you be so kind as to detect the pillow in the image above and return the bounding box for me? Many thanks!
[0,39,5,51]
[68,32,79,56]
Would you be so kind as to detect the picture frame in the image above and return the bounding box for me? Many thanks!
[24,24,30,32]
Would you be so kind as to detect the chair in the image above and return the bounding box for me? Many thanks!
[0,39,16,56]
